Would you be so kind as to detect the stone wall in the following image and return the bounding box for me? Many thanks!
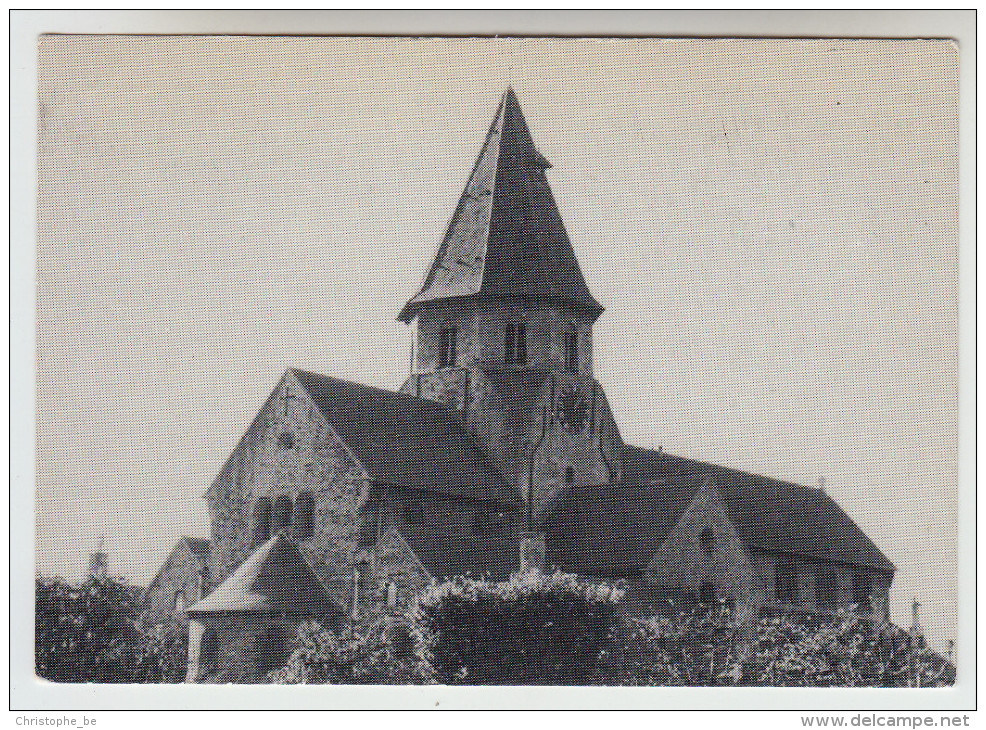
[187,612,306,683]
[371,528,432,612]
[401,365,622,525]
[205,370,372,609]
[646,477,756,622]
[747,548,893,622]
[413,300,593,376]
[142,541,207,627]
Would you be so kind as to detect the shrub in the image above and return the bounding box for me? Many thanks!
[411,570,623,685]
[134,622,189,683]
[613,604,955,688]
[269,616,421,685]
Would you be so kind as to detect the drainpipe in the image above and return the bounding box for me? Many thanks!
[527,375,555,531]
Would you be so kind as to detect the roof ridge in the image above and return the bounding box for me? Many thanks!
[624,442,821,492]
[289,367,461,413]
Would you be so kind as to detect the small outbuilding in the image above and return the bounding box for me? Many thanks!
[185,533,343,683]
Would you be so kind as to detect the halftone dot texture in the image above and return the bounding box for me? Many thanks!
[37,36,957,665]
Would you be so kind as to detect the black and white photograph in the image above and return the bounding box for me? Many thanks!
[15,10,972,715]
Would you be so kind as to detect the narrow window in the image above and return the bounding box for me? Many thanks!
[403,501,424,525]
[564,466,575,486]
[471,510,488,536]
[564,329,578,372]
[438,326,457,368]
[816,567,840,610]
[253,497,272,546]
[386,581,398,608]
[272,494,293,533]
[293,492,315,541]
[699,581,716,605]
[700,527,715,556]
[851,571,871,608]
[775,558,798,604]
[196,565,209,600]
[174,591,186,613]
[199,628,219,674]
[505,322,527,364]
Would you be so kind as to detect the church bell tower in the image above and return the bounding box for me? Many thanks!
[399,88,623,526]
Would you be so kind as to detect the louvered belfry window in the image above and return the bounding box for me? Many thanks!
[505,321,527,364]
[438,326,457,368]
[564,329,578,371]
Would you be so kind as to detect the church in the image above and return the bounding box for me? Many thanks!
[172,88,895,683]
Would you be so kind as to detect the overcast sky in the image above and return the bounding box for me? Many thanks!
[35,36,957,649]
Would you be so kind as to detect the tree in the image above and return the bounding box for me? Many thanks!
[35,574,184,683]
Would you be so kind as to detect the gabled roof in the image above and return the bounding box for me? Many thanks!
[188,534,341,616]
[399,87,603,323]
[400,529,519,581]
[547,473,701,579]
[549,445,894,578]
[142,536,210,600]
[291,368,517,506]
[623,446,897,574]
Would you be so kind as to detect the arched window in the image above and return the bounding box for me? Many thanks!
[253,497,272,546]
[200,627,219,674]
[471,510,488,536]
[851,571,871,608]
[272,495,293,534]
[699,581,716,605]
[775,558,798,604]
[438,326,457,368]
[505,321,527,364]
[293,492,315,541]
[564,329,578,371]
[816,567,840,610]
[700,527,716,556]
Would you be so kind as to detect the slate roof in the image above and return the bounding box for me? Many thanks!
[399,87,603,323]
[631,446,896,573]
[400,530,520,581]
[291,368,517,506]
[188,534,341,616]
[548,477,700,579]
[549,445,895,578]
[142,536,210,600]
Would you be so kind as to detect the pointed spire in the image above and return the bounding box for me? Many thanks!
[399,88,602,323]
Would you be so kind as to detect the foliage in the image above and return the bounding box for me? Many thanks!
[135,621,189,683]
[266,574,956,688]
[613,603,955,688]
[411,570,623,685]
[35,574,188,683]
[268,616,421,685]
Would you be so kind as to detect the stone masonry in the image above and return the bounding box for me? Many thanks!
[205,370,372,608]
